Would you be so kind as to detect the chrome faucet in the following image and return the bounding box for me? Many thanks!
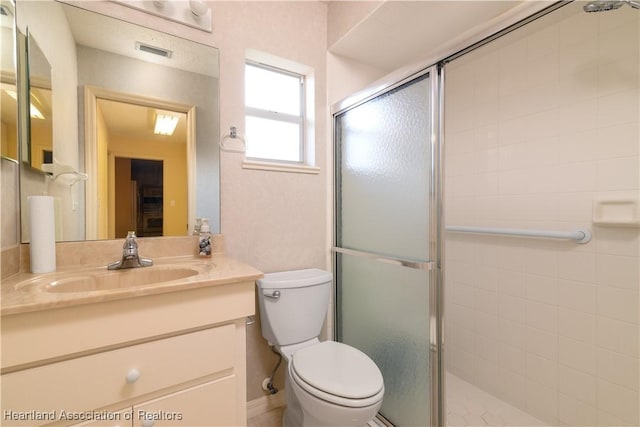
[107,231,153,270]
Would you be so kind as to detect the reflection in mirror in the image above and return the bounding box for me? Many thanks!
[14,1,219,243]
[94,97,188,240]
[25,34,53,172]
[0,0,17,162]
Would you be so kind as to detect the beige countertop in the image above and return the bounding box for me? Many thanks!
[1,254,263,316]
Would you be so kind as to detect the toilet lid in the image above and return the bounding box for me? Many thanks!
[291,341,383,400]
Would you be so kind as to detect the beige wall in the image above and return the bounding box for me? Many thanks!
[1,158,19,249]
[211,1,329,401]
[327,52,386,107]
[444,4,639,426]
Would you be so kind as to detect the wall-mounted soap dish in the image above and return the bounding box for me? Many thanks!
[592,197,640,227]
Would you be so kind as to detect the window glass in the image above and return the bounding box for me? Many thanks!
[245,116,301,162]
[245,61,305,163]
[245,64,301,116]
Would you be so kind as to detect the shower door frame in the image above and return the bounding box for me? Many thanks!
[331,64,445,427]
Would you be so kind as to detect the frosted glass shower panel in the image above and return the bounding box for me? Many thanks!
[338,253,431,426]
[335,69,435,426]
[336,75,431,260]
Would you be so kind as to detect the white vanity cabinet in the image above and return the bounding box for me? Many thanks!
[1,280,255,427]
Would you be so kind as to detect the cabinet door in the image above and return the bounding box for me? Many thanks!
[133,376,237,427]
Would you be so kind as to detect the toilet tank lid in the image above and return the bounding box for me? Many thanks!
[257,269,332,289]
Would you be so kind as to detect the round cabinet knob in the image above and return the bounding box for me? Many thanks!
[141,419,155,427]
[125,368,140,383]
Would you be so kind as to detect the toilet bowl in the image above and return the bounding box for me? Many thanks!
[256,269,384,427]
[285,340,384,426]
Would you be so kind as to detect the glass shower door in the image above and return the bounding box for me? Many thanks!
[334,66,441,427]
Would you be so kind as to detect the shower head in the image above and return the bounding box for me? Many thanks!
[583,0,640,12]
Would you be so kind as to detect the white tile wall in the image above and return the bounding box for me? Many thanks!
[444,3,639,426]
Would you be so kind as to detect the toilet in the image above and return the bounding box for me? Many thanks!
[257,269,384,427]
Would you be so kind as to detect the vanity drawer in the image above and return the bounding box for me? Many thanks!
[133,375,237,427]
[1,325,235,424]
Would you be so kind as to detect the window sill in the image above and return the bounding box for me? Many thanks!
[241,160,320,175]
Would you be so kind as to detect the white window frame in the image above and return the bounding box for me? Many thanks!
[245,61,306,164]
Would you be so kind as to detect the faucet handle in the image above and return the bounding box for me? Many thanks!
[123,231,138,256]
[108,231,152,270]
[124,231,137,246]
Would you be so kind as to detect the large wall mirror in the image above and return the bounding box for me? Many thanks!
[1,0,17,163]
[14,0,219,243]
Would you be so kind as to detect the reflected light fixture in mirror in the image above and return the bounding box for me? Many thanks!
[154,114,179,135]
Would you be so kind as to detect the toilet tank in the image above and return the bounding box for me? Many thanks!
[256,269,332,346]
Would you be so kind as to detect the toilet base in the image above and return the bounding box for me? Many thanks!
[282,368,381,427]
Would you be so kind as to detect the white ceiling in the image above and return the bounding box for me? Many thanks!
[329,1,526,72]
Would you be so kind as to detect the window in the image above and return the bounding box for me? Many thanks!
[245,61,305,163]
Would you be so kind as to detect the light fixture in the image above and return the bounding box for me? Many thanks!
[4,89,45,119]
[154,114,179,135]
[113,0,212,32]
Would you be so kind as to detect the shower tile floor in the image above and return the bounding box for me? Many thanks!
[446,373,548,427]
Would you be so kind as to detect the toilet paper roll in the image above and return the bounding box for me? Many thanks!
[29,196,56,273]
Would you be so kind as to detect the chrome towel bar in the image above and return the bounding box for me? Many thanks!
[445,226,591,244]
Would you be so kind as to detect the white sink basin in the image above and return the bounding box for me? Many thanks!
[17,265,200,293]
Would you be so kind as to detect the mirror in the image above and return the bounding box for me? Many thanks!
[14,0,219,242]
[24,33,53,172]
[0,0,17,162]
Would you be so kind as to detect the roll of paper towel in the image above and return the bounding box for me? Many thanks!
[29,195,56,273]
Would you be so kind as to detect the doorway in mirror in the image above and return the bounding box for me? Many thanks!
[114,158,165,239]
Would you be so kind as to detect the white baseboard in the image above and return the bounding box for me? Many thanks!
[247,392,286,419]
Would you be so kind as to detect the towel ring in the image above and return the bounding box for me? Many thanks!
[220,126,246,153]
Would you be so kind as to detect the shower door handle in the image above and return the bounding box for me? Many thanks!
[332,247,435,271]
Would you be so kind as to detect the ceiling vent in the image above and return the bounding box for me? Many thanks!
[135,42,172,59]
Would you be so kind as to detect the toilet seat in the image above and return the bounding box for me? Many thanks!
[290,341,384,408]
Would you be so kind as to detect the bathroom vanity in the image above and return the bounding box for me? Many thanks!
[1,244,262,427]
